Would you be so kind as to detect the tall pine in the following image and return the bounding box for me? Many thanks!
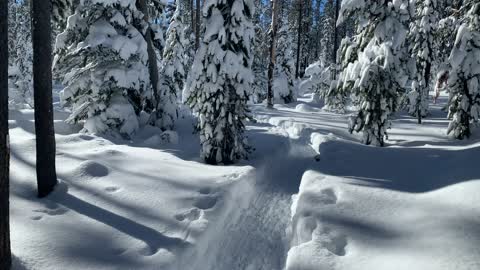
[337,0,411,146]
[155,0,188,130]
[0,0,11,267]
[408,0,439,123]
[31,0,58,197]
[54,0,152,138]
[184,0,254,165]
[447,2,480,139]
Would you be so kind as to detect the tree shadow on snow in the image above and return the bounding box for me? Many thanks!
[316,139,480,193]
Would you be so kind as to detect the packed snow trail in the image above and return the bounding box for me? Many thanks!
[183,123,320,270]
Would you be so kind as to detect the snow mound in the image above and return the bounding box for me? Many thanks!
[287,170,480,270]
[295,103,319,113]
[70,160,110,179]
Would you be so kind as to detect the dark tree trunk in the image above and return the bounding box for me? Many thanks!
[31,0,58,198]
[191,0,195,36]
[0,0,11,267]
[295,0,303,79]
[332,0,341,79]
[137,0,160,113]
[267,0,278,108]
[195,0,200,50]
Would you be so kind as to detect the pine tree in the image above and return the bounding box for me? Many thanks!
[337,0,411,146]
[54,0,152,138]
[8,0,33,108]
[407,0,439,123]
[446,3,480,139]
[321,0,335,67]
[251,0,269,103]
[184,0,254,165]
[0,0,11,267]
[31,0,58,198]
[155,0,188,130]
[274,21,296,103]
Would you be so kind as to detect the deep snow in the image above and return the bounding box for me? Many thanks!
[9,92,480,269]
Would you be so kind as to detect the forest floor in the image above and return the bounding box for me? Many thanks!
[9,92,480,270]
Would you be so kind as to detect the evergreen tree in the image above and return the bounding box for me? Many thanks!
[320,0,335,67]
[155,0,188,130]
[0,0,11,267]
[446,3,480,139]
[273,21,296,103]
[8,0,33,108]
[251,0,269,103]
[54,0,152,138]
[31,0,58,197]
[407,0,439,123]
[337,0,411,146]
[184,0,254,165]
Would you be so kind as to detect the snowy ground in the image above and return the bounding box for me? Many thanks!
[9,92,480,269]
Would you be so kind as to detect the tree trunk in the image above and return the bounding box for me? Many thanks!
[137,0,160,113]
[31,0,58,198]
[332,0,341,79]
[191,0,195,36]
[0,0,11,267]
[195,0,200,50]
[295,0,303,79]
[267,0,279,108]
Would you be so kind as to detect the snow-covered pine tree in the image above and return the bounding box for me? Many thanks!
[320,0,336,67]
[251,0,269,103]
[446,2,480,139]
[273,19,296,104]
[336,0,411,146]
[54,0,151,138]
[407,0,439,123]
[155,0,188,130]
[8,0,33,108]
[324,37,354,113]
[184,0,254,165]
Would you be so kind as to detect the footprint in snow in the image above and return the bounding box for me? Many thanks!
[318,188,338,205]
[198,187,212,195]
[315,226,348,257]
[193,195,218,210]
[175,208,202,222]
[32,205,69,218]
[105,186,121,193]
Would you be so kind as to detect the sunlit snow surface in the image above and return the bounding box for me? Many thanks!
[10,92,480,269]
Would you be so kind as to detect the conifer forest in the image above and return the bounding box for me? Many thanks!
[1,0,480,269]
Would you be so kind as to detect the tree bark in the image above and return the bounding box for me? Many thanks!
[332,0,341,79]
[191,0,195,36]
[137,0,160,113]
[295,0,303,78]
[31,0,58,198]
[195,0,200,50]
[267,0,279,108]
[0,0,11,267]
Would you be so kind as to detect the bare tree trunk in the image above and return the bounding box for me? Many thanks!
[31,0,58,198]
[267,0,279,108]
[332,0,341,79]
[295,0,303,79]
[0,0,11,267]
[191,0,195,36]
[195,0,200,50]
[137,0,160,113]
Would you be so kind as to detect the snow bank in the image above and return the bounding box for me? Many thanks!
[287,170,480,270]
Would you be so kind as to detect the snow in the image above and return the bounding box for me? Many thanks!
[9,108,255,270]
[9,89,480,269]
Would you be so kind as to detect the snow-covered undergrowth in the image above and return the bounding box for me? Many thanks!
[253,93,480,270]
